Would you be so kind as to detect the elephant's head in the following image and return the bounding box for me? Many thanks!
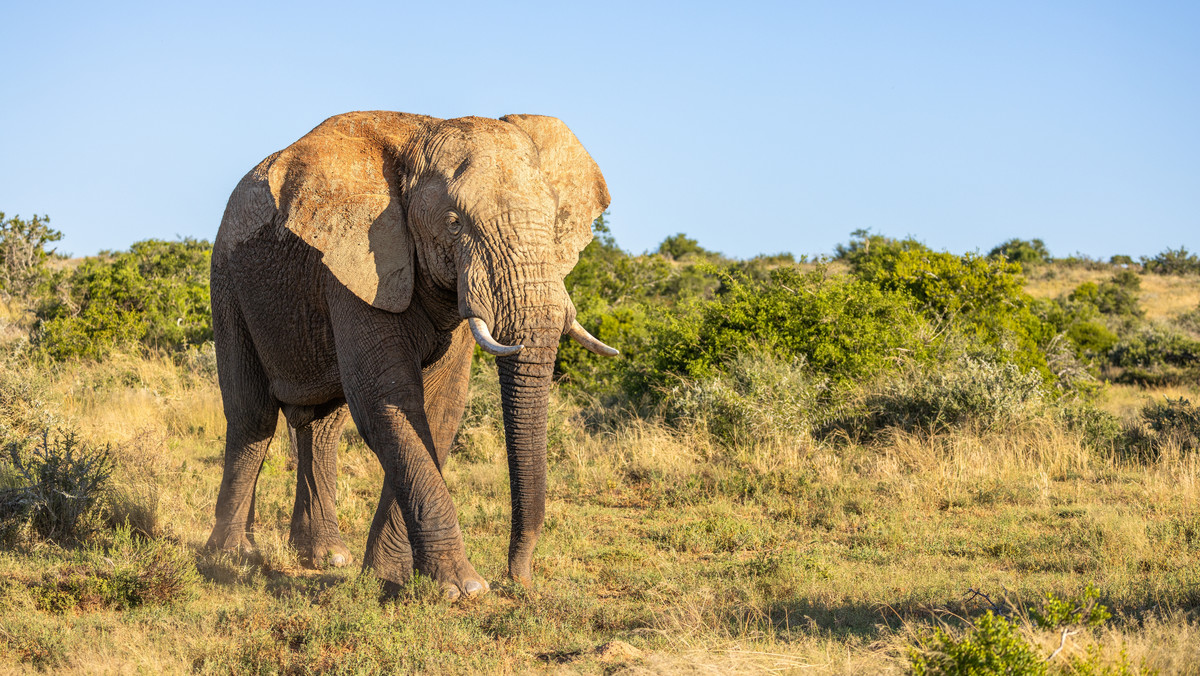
[269,111,615,584]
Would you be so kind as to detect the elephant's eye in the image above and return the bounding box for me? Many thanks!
[445,211,463,236]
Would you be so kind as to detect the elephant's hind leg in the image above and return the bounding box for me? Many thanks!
[289,401,353,568]
[206,292,280,554]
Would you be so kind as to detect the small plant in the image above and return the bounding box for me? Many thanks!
[1,430,113,542]
[1030,584,1112,629]
[911,586,1121,675]
[31,533,198,613]
[910,611,1046,676]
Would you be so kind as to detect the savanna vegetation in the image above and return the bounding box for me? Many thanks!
[2,213,1199,673]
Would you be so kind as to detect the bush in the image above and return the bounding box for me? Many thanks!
[989,237,1051,265]
[558,216,677,394]
[1068,270,1142,318]
[843,233,1056,378]
[657,232,714,260]
[910,611,1046,676]
[1059,405,1124,452]
[1030,584,1111,630]
[648,265,931,388]
[830,357,1046,438]
[661,349,828,447]
[1137,398,1200,454]
[34,238,212,360]
[1142,246,1200,276]
[1,430,112,542]
[0,212,63,301]
[1108,326,1200,385]
[910,586,1122,676]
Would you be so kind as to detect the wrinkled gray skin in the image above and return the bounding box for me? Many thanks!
[205,111,612,599]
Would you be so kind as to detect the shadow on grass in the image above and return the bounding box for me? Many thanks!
[708,587,1200,641]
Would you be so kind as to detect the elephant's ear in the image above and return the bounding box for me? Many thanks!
[267,112,426,313]
[500,114,610,274]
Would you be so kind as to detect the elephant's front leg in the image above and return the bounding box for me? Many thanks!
[289,401,353,568]
[352,394,489,599]
[361,325,475,592]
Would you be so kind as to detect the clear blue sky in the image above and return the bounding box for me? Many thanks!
[1,1,1197,260]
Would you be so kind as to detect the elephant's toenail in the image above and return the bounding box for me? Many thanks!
[330,554,346,567]
[464,580,483,594]
[445,586,461,601]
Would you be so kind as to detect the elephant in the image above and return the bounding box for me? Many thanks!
[204,111,617,599]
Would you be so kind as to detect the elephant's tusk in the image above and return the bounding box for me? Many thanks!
[467,317,523,356]
[566,320,619,357]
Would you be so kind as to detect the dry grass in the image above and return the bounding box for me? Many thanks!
[2,348,1200,673]
[1023,266,1200,322]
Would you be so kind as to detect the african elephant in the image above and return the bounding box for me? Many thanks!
[205,111,616,598]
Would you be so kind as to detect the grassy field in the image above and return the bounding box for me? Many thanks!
[1,271,1199,674]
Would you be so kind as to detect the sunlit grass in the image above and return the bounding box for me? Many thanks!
[2,343,1200,672]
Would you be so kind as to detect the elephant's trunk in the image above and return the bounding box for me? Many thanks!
[496,336,556,584]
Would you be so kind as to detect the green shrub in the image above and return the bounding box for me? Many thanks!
[911,586,1121,676]
[34,238,212,360]
[1,430,112,542]
[1068,271,1143,318]
[830,357,1046,438]
[1142,246,1200,275]
[657,232,715,261]
[1108,326,1200,386]
[910,611,1046,676]
[1109,254,1135,266]
[844,233,1055,378]
[989,237,1051,265]
[661,349,828,447]
[31,534,197,612]
[558,215,678,394]
[0,212,63,301]
[648,265,931,387]
[1138,398,1200,454]
[1065,321,1119,355]
[1059,405,1124,452]
[1030,584,1111,630]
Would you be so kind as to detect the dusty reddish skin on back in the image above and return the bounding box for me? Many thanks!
[207,111,610,597]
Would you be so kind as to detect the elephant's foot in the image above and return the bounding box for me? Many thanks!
[414,548,490,601]
[293,533,354,569]
[206,524,255,554]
